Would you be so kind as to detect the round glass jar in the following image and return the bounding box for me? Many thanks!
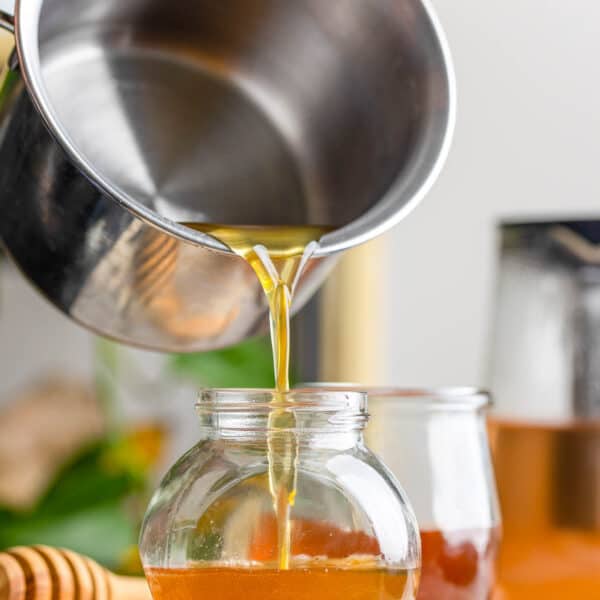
[139,389,420,600]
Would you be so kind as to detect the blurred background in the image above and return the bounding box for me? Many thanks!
[1,0,600,587]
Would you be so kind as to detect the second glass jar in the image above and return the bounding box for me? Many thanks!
[366,388,501,600]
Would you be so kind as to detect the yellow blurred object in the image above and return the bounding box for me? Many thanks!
[102,424,168,475]
[118,545,144,577]
[320,236,388,384]
[0,29,12,61]
[124,424,168,469]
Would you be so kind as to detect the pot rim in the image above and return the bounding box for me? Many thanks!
[14,0,456,257]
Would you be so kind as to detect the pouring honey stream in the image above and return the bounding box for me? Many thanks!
[141,226,421,597]
[182,223,331,570]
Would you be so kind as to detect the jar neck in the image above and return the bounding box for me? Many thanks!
[204,428,364,452]
[196,389,368,450]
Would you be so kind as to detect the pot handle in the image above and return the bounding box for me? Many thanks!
[0,0,14,33]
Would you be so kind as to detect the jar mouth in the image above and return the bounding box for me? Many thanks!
[196,388,368,433]
[297,384,490,412]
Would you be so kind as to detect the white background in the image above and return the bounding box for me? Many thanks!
[0,0,13,16]
[373,0,600,386]
[2,0,600,398]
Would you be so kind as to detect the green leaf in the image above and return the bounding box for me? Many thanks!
[168,337,280,388]
[0,502,136,570]
[36,443,144,517]
[0,66,19,110]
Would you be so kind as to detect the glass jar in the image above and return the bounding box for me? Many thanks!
[489,220,600,598]
[139,389,421,600]
[365,388,501,600]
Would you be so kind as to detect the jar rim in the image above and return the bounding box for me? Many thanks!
[198,388,367,409]
[296,384,490,412]
[196,388,368,433]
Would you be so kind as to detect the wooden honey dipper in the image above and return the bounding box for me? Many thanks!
[0,546,152,600]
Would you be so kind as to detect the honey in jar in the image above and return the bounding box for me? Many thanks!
[139,390,421,599]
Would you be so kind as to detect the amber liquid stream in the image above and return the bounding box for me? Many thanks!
[183,224,329,570]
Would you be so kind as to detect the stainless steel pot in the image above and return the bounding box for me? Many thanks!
[0,0,454,352]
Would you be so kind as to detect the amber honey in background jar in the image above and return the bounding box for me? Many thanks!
[139,389,421,600]
[488,418,600,599]
[489,221,600,598]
